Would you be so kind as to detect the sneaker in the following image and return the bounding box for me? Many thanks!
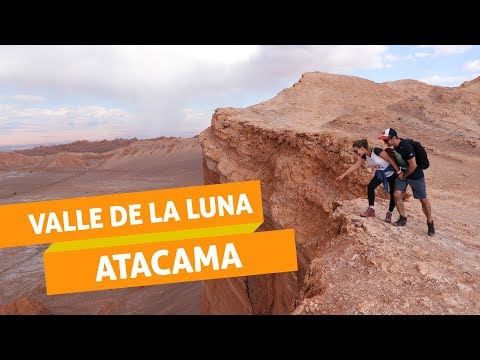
[385,211,392,223]
[360,207,375,217]
[393,216,407,226]
[427,221,435,236]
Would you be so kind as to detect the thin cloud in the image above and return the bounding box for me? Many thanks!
[384,54,400,62]
[418,74,468,86]
[182,108,209,122]
[416,45,472,57]
[383,53,414,66]
[464,60,480,72]
[414,52,430,59]
[384,53,414,62]
[10,94,47,102]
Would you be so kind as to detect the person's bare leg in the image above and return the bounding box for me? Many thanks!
[394,190,405,217]
[420,198,432,223]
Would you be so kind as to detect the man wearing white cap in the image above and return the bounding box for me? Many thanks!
[379,128,435,236]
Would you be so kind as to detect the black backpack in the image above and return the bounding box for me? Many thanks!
[404,138,430,170]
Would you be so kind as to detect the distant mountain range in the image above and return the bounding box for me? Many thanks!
[13,138,140,156]
[0,143,57,151]
[1,136,198,154]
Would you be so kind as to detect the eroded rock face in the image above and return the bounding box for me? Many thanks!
[199,72,480,314]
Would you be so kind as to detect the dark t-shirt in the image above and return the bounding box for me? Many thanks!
[394,139,424,180]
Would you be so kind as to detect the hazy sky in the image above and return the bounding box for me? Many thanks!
[1,45,479,147]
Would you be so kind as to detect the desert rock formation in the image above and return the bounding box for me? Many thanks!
[15,138,139,156]
[199,72,480,314]
[0,137,203,314]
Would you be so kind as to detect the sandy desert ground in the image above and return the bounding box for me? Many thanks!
[0,137,204,314]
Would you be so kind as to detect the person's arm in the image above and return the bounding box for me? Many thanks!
[378,150,401,174]
[397,142,417,180]
[401,157,418,179]
[336,157,365,181]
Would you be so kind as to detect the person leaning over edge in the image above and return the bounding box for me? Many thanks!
[336,139,401,223]
[379,128,435,236]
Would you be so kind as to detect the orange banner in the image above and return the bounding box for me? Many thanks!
[44,229,297,295]
[0,180,263,248]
